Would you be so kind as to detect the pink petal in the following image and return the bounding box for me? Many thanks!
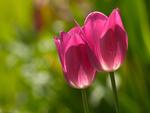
[83,11,108,71]
[54,26,96,88]
[99,8,128,71]
[65,44,96,89]
[64,27,96,88]
[54,36,66,71]
[114,24,128,70]
[64,27,85,54]
[100,29,117,71]
[83,11,108,50]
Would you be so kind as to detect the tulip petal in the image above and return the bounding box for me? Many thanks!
[62,27,96,88]
[83,11,108,71]
[79,45,96,88]
[114,25,128,69]
[64,27,85,54]
[83,11,108,49]
[54,36,66,71]
[54,26,96,89]
[99,8,128,71]
[111,9,128,70]
[65,45,96,89]
[100,29,117,71]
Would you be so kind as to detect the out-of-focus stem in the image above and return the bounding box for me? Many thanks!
[81,89,90,113]
[109,72,120,113]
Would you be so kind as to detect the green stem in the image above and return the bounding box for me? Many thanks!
[109,72,120,113]
[81,89,90,113]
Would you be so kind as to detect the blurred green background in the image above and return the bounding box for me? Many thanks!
[0,0,150,113]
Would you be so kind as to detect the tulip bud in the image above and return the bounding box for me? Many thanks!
[54,26,96,89]
[83,8,128,72]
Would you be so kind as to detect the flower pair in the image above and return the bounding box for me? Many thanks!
[54,8,128,89]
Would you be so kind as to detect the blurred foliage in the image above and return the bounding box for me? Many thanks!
[0,0,150,113]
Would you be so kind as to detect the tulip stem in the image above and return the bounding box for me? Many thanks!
[109,72,120,113]
[81,89,90,113]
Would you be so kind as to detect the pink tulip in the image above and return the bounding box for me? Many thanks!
[83,8,128,72]
[54,26,96,89]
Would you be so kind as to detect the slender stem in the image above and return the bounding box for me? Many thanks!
[81,89,90,113]
[109,72,120,113]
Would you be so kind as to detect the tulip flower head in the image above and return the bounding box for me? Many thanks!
[54,26,96,89]
[83,8,128,72]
